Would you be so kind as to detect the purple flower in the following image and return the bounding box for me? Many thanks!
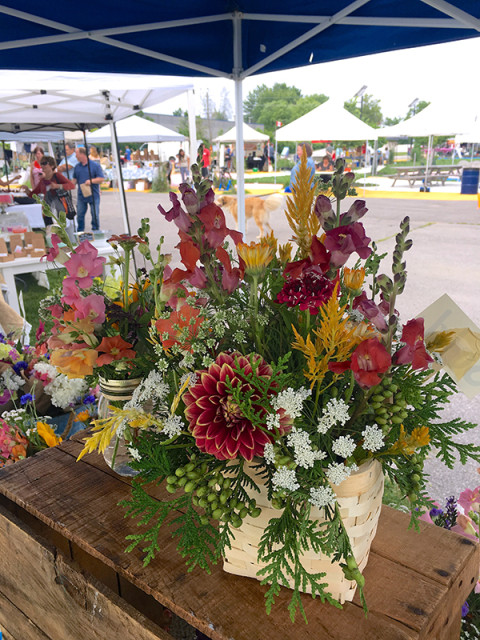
[83,394,96,405]
[353,292,388,332]
[13,360,28,375]
[20,393,34,405]
[461,601,469,618]
[324,221,371,268]
[158,192,192,232]
[429,508,444,518]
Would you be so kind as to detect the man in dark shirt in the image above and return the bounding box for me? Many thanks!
[72,147,104,232]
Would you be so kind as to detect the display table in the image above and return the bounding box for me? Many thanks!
[0,240,116,315]
[6,203,44,228]
[0,431,477,640]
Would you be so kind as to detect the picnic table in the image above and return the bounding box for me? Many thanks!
[390,165,462,187]
[0,430,478,640]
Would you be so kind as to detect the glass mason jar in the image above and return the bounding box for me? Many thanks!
[98,377,143,477]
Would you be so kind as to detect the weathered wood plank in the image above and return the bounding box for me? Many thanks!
[0,441,478,640]
[0,504,174,640]
[0,590,51,640]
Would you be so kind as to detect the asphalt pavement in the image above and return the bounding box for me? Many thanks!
[97,189,480,502]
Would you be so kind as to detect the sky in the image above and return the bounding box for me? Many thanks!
[153,36,480,124]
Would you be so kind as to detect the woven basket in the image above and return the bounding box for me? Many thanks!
[223,458,384,603]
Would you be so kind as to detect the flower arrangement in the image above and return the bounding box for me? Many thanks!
[420,477,480,639]
[66,157,479,622]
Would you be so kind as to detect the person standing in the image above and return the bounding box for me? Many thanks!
[72,147,104,232]
[225,145,232,170]
[125,146,132,162]
[57,142,79,207]
[201,146,211,178]
[289,142,315,191]
[177,149,189,183]
[23,156,75,227]
[29,147,45,190]
[268,141,275,169]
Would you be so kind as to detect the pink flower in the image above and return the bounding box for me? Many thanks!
[45,234,69,264]
[353,292,388,332]
[158,192,192,231]
[64,249,105,288]
[458,486,480,513]
[61,277,81,306]
[74,294,106,325]
[394,318,433,370]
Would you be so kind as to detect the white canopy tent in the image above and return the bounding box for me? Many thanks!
[275,100,378,142]
[86,115,185,144]
[378,101,479,185]
[0,72,195,232]
[213,122,269,143]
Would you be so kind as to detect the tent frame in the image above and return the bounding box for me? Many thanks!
[0,1,479,231]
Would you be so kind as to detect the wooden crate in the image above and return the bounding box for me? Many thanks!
[0,432,478,640]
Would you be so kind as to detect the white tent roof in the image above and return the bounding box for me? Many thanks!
[275,99,378,142]
[0,71,193,132]
[86,115,185,143]
[456,125,480,144]
[214,122,269,143]
[379,102,479,138]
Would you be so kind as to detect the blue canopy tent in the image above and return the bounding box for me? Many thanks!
[0,1,478,232]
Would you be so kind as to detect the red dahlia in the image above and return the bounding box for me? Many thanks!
[276,266,336,315]
[183,352,290,461]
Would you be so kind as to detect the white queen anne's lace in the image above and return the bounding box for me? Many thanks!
[362,424,385,452]
[326,462,352,486]
[332,435,357,459]
[272,467,299,492]
[317,398,350,434]
[287,427,326,469]
[309,485,336,509]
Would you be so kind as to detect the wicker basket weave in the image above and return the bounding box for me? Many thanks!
[223,458,384,603]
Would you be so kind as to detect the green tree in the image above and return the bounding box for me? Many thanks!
[173,108,187,117]
[405,100,430,120]
[344,94,383,128]
[244,84,328,138]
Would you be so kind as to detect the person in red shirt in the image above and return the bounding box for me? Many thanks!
[201,146,211,178]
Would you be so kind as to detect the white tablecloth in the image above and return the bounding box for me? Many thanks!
[7,204,44,228]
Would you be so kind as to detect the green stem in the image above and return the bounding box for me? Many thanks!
[123,249,131,313]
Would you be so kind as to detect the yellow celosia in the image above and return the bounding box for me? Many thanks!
[36,421,62,448]
[426,330,455,353]
[278,242,293,264]
[237,239,274,277]
[386,425,430,456]
[77,407,165,460]
[291,283,364,388]
[284,153,320,259]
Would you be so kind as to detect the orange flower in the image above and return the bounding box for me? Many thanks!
[237,240,274,277]
[343,267,365,292]
[155,304,204,352]
[51,347,98,378]
[37,422,62,448]
[75,410,91,422]
[11,444,27,460]
[96,336,136,366]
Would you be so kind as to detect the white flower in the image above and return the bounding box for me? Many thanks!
[180,371,198,388]
[272,467,299,492]
[163,415,184,438]
[44,374,87,410]
[2,370,24,391]
[332,435,357,459]
[127,371,169,409]
[362,424,385,452]
[287,427,326,469]
[309,486,336,509]
[266,413,280,431]
[263,442,275,465]
[272,387,311,420]
[128,447,141,461]
[317,398,350,434]
[326,462,352,486]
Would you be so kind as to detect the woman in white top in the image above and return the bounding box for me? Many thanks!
[177,149,189,183]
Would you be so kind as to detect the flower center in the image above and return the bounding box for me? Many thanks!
[221,395,242,425]
[77,266,89,278]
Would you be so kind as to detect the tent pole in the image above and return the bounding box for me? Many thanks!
[187,90,197,171]
[233,11,245,237]
[1,141,10,192]
[424,134,433,190]
[274,136,277,184]
[109,121,131,235]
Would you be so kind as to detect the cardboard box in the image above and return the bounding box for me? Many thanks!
[24,232,46,258]
[0,238,13,262]
[9,236,26,258]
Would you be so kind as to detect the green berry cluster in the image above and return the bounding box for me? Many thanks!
[340,555,365,587]
[370,378,408,432]
[166,455,261,527]
[406,453,424,502]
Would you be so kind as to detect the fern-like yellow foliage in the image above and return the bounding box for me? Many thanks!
[284,153,320,259]
[77,407,164,460]
[291,285,363,389]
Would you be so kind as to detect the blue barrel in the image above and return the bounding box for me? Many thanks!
[461,168,480,194]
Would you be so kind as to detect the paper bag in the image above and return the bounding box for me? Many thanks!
[9,236,26,258]
[80,183,92,198]
[24,232,46,258]
[0,238,13,262]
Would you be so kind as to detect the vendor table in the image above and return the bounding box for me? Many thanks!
[0,432,477,640]
[7,203,44,228]
[0,239,116,315]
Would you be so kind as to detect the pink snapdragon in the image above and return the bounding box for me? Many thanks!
[74,294,106,325]
[64,243,106,288]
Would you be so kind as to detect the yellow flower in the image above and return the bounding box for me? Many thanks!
[50,348,98,379]
[387,425,430,456]
[278,242,293,264]
[343,267,365,292]
[237,240,274,277]
[426,330,455,353]
[36,421,62,448]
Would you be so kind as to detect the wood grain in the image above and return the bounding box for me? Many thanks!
[0,438,478,640]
